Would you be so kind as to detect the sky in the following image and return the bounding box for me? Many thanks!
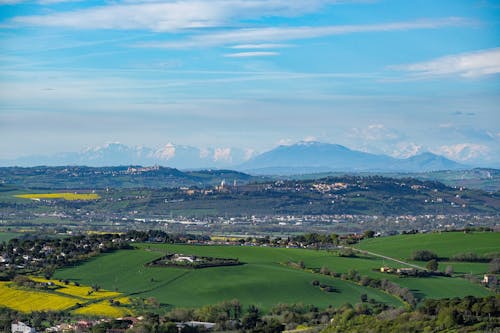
[0,0,499,166]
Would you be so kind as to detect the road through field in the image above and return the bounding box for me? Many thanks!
[349,247,427,270]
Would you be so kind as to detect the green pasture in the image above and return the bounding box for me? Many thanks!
[54,245,401,310]
[356,232,499,259]
[0,232,22,243]
[54,244,493,311]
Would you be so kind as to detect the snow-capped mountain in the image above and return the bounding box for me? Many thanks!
[0,141,468,173]
[0,142,253,169]
[238,141,467,174]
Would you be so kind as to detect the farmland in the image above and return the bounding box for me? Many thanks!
[355,231,499,275]
[53,241,494,311]
[14,192,100,201]
[0,232,22,243]
[0,278,132,317]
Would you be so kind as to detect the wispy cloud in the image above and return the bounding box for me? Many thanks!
[229,43,293,49]
[141,17,472,48]
[391,48,500,78]
[10,0,343,32]
[224,51,279,57]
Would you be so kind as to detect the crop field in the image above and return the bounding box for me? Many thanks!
[14,192,100,201]
[54,244,493,311]
[73,300,132,318]
[30,277,122,300]
[0,282,78,312]
[0,279,132,317]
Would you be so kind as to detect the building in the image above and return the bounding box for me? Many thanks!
[12,321,36,333]
[482,274,498,286]
[177,321,216,331]
[397,268,416,275]
[380,266,393,273]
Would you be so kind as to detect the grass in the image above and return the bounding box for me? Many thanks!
[14,192,100,201]
[0,232,22,243]
[355,231,499,277]
[54,244,493,311]
[55,245,402,310]
[356,231,499,259]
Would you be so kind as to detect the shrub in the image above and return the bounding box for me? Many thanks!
[411,250,438,261]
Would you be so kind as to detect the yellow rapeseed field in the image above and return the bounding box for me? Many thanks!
[15,192,100,201]
[73,300,132,318]
[0,282,78,312]
[30,277,121,300]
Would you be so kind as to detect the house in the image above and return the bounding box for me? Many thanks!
[173,255,195,263]
[12,321,36,333]
[177,321,216,331]
[482,274,498,286]
[397,268,415,275]
[380,266,393,273]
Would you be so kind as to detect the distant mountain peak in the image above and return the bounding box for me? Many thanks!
[239,141,467,174]
[0,141,470,172]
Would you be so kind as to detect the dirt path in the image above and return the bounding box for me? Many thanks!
[349,247,427,270]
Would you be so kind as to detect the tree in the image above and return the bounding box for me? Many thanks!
[445,265,454,276]
[427,259,438,271]
[363,230,375,238]
[411,250,438,261]
[489,258,500,274]
[360,294,368,303]
[242,305,261,329]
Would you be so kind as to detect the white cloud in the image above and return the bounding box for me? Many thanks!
[432,143,490,161]
[350,124,403,142]
[224,51,279,57]
[391,48,500,78]
[10,0,342,32]
[142,17,471,48]
[229,43,292,49]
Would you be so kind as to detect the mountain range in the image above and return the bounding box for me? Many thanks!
[0,141,468,174]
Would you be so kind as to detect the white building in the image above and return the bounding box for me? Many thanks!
[12,321,36,333]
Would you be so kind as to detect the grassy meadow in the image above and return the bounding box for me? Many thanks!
[53,242,494,311]
[355,231,499,276]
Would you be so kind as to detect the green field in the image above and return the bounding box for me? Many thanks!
[53,243,492,311]
[0,232,22,243]
[356,231,499,258]
[55,245,402,310]
[355,231,499,276]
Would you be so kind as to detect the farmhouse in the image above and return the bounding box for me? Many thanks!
[177,321,216,331]
[380,266,393,273]
[172,254,195,263]
[11,321,36,333]
[482,274,498,286]
[397,268,416,275]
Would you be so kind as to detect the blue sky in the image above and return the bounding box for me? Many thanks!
[0,0,499,166]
